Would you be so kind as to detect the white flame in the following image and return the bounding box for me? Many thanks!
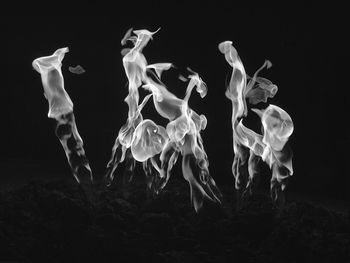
[32,48,93,194]
[32,47,73,119]
[219,41,293,209]
[105,28,222,211]
[131,119,169,162]
[69,65,86,74]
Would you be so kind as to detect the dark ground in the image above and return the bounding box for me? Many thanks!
[0,172,349,263]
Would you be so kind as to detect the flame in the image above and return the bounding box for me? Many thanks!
[219,41,293,209]
[105,28,222,211]
[32,47,73,119]
[32,48,93,192]
[69,65,86,74]
[105,29,163,186]
[105,93,151,186]
[131,119,169,162]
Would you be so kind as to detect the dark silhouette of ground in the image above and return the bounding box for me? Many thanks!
[0,175,349,263]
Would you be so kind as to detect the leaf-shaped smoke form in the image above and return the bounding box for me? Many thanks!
[32,48,93,196]
[219,41,293,211]
[105,28,222,211]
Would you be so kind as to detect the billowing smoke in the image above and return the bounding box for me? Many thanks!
[105,29,222,211]
[32,48,93,197]
[219,41,293,210]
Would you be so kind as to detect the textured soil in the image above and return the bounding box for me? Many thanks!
[0,176,349,263]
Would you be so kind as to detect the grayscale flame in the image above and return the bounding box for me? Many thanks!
[219,41,293,211]
[32,48,93,197]
[69,65,86,74]
[105,29,222,211]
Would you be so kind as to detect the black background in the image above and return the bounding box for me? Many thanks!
[2,8,349,202]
